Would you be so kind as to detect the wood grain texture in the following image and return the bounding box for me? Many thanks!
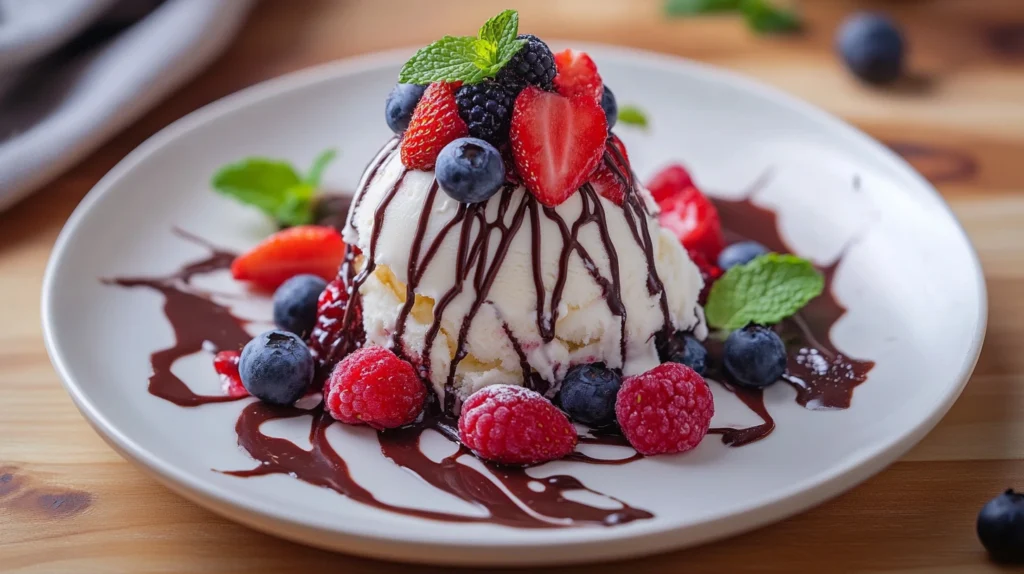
[2,1,1022,572]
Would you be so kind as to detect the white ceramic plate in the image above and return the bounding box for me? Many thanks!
[42,45,986,566]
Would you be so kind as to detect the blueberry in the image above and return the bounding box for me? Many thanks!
[436,137,505,204]
[559,363,622,427]
[717,241,769,270]
[978,489,1024,563]
[385,83,426,134]
[239,330,314,405]
[601,86,618,130]
[657,331,707,376]
[273,274,327,337]
[836,12,905,85]
[723,325,787,388]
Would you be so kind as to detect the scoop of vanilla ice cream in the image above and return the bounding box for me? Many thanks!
[343,144,704,404]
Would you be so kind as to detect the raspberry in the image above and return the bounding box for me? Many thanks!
[308,276,363,377]
[615,363,714,456]
[455,81,515,146]
[497,34,556,91]
[459,385,577,465]
[324,346,426,429]
[213,350,248,398]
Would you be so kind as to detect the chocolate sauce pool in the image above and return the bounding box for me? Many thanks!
[107,170,874,528]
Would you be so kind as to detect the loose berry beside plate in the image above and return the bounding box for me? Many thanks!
[401,81,469,170]
[616,363,714,456]
[459,385,578,465]
[231,225,344,291]
[324,346,426,429]
[977,489,1024,563]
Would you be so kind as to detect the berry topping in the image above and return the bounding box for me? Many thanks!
[400,81,469,170]
[718,240,770,271]
[553,49,603,102]
[646,164,694,205]
[385,83,426,134]
[601,86,618,130]
[324,346,426,430]
[656,332,708,376]
[455,81,515,146]
[977,489,1024,563]
[658,182,725,261]
[510,86,607,207]
[559,363,622,427]
[459,385,577,465]
[589,136,631,206]
[688,249,722,306]
[436,138,506,204]
[836,13,905,85]
[231,225,344,291]
[496,34,556,91]
[308,277,363,374]
[723,325,787,388]
[239,330,314,406]
[213,350,248,398]
[273,274,328,337]
[615,363,714,456]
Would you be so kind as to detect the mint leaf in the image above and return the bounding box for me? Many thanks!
[304,148,337,186]
[212,151,336,227]
[704,253,824,330]
[275,183,316,227]
[740,0,801,34]
[665,0,742,16]
[399,10,523,84]
[480,9,524,67]
[618,105,649,128]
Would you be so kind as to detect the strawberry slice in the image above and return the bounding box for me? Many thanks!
[231,225,344,290]
[658,185,725,261]
[589,135,631,206]
[647,164,694,205]
[553,49,603,102]
[510,87,608,207]
[400,81,468,170]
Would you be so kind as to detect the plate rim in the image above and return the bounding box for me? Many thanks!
[41,44,989,565]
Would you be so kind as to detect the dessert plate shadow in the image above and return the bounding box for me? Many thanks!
[42,45,986,566]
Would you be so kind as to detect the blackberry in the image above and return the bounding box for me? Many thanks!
[497,34,556,91]
[455,81,514,145]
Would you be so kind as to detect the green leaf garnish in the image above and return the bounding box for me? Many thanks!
[665,0,741,16]
[617,105,649,128]
[212,149,337,227]
[740,0,801,33]
[398,10,525,85]
[704,253,824,331]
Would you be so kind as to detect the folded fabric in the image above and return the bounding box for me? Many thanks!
[0,0,254,211]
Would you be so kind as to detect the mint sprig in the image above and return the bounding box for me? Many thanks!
[664,0,801,35]
[665,0,741,15]
[212,149,337,227]
[704,253,824,330]
[618,105,649,128]
[399,10,525,85]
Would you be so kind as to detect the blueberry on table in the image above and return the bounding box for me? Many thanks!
[385,83,426,134]
[436,137,505,204]
[239,330,314,406]
[601,86,618,130]
[836,12,906,85]
[723,325,787,388]
[273,274,328,337]
[657,331,708,376]
[978,489,1024,563]
[559,363,622,427]
[717,241,769,271]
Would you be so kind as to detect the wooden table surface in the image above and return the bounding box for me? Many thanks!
[3,1,1023,572]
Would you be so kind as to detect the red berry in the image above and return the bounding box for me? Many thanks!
[459,385,578,465]
[510,87,607,207]
[213,350,248,398]
[553,49,603,102]
[615,363,714,456]
[309,277,363,375]
[400,81,468,170]
[658,185,725,261]
[324,346,426,429]
[231,226,344,291]
[589,136,631,206]
[687,249,723,306]
[647,164,694,205]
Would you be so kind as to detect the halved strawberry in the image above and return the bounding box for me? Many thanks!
[647,164,694,205]
[510,87,607,207]
[553,49,603,102]
[400,81,468,170]
[231,225,344,290]
[589,136,631,206]
[213,350,248,398]
[658,186,725,261]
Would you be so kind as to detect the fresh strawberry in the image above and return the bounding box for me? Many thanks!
[647,164,694,205]
[553,49,603,102]
[658,185,725,261]
[400,81,468,170]
[231,225,344,290]
[510,87,607,207]
[589,136,631,206]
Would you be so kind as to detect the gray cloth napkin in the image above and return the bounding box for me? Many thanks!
[0,0,253,211]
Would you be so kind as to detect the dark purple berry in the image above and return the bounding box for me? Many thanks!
[657,331,707,376]
[723,325,787,388]
[559,363,621,427]
[497,34,556,92]
[836,12,905,85]
[978,489,1024,563]
[455,81,514,145]
[385,83,425,134]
